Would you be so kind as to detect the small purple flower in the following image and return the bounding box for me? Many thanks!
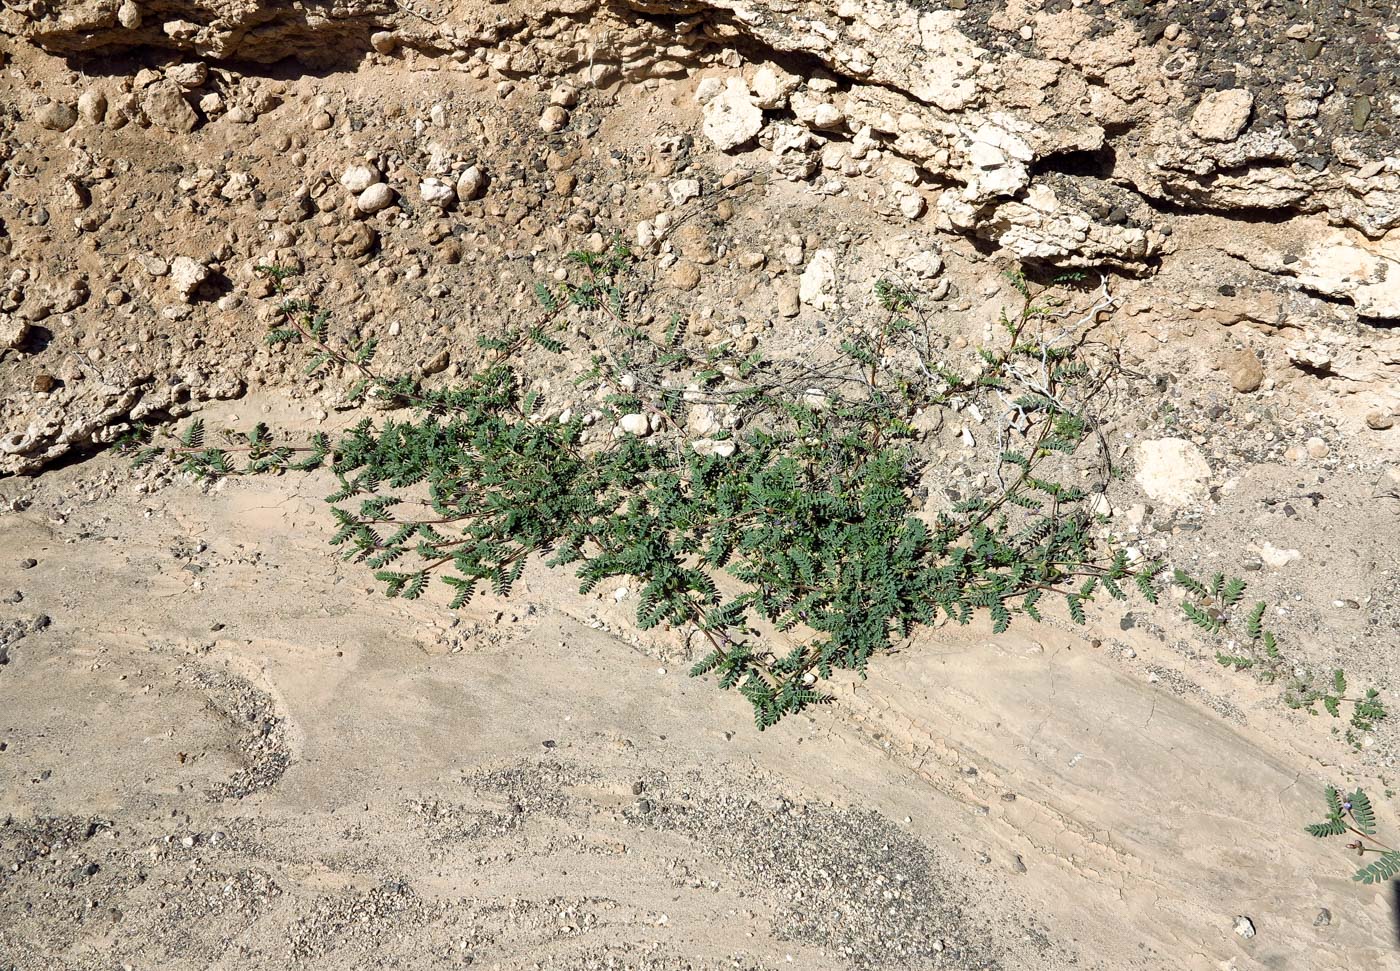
[1343,801,1353,811]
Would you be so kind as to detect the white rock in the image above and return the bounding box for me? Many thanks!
[618,413,650,436]
[694,77,724,103]
[1233,916,1256,939]
[811,102,844,129]
[168,256,209,303]
[1,317,31,350]
[701,78,763,152]
[356,183,395,214]
[549,84,579,108]
[1133,438,1210,506]
[1284,231,1400,321]
[1260,542,1301,569]
[142,79,198,132]
[419,178,456,209]
[904,251,943,279]
[750,65,800,109]
[166,62,207,89]
[539,105,569,133]
[340,163,381,193]
[456,165,486,201]
[668,178,702,206]
[77,89,108,125]
[798,249,837,310]
[1190,89,1254,142]
[899,192,927,220]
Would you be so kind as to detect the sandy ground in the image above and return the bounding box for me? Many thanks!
[2,394,1396,971]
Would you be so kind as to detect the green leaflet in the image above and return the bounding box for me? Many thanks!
[1354,851,1400,885]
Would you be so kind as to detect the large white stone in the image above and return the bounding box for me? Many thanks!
[1190,89,1254,142]
[798,249,837,310]
[1134,438,1211,506]
[702,78,763,152]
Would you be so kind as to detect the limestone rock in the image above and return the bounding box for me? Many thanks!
[168,256,209,302]
[456,165,487,201]
[1134,439,1210,506]
[1224,349,1264,393]
[356,183,395,214]
[1,317,31,350]
[166,61,208,89]
[702,78,762,152]
[142,80,198,133]
[617,413,650,436]
[749,65,800,109]
[1189,89,1254,142]
[798,249,837,310]
[76,89,107,124]
[33,100,77,131]
[340,163,382,193]
[420,178,456,209]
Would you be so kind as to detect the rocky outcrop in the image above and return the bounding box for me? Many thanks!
[4,0,1398,288]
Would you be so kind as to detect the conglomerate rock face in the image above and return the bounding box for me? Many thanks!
[6,0,1397,266]
[0,0,1397,473]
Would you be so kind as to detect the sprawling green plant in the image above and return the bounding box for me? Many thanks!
[123,247,1374,733]
[1194,571,1386,738]
[1306,786,1400,884]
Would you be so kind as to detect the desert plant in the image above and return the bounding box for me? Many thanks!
[1194,571,1386,736]
[125,248,1365,732]
[1306,786,1400,884]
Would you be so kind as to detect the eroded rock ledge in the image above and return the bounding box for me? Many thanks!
[1,0,1398,475]
[5,0,1398,290]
